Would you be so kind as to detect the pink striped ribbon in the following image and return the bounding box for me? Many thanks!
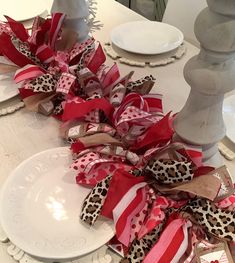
[143,219,192,263]
[14,64,46,83]
[36,44,55,64]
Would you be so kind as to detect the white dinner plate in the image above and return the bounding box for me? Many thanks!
[223,95,235,143]
[0,0,46,22]
[110,20,184,55]
[0,72,20,103]
[0,147,114,260]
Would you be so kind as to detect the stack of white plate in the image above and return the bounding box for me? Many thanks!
[0,147,114,262]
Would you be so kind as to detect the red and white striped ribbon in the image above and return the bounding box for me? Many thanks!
[14,64,46,83]
[113,182,147,247]
[36,44,55,64]
[143,219,192,263]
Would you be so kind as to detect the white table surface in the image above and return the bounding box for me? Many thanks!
[0,0,234,262]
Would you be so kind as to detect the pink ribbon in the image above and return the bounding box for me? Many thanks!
[56,72,76,94]
[14,65,46,83]
[143,219,192,263]
[69,37,95,62]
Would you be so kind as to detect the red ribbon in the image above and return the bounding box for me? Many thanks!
[101,170,145,219]
[87,43,106,73]
[62,98,115,121]
[49,13,66,50]
[132,112,173,151]
[0,33,35,67]
[5,16,29,42]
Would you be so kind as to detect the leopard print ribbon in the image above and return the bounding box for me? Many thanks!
[76,44,94,72]
[126,75,155,95]
[120,222,165,263]
[145,159,194,184]
[80,174,112,225]
[181,198,235,242]
[28,73,57,93]
[11,37,43,66]
[52,94,65,115]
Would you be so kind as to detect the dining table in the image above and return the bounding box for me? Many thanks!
[0,0,235,262]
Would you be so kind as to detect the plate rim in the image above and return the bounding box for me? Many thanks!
[0,147,115,260]
[0,73,20,103]
[110,20,184,55]
[0,1,47,22]
[0,91,19,103]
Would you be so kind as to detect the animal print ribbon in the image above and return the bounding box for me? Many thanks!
[120,222,165,263]
[80,174,112,225]
[181,198,235,242]
[145,159,194,185]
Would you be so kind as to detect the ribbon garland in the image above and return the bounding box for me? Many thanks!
[0,13,235,263]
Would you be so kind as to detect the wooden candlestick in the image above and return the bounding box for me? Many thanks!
[173,0,235,167]
[51,0,90,42]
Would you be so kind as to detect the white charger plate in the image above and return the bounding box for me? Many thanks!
[223,95,235,143]
[110,21,184,55]
[0,147,114,260]
[0,72,19,103]
[0,0,46,22]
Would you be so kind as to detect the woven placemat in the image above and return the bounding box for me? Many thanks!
[0,96,24,117]
[104,41,186,67]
